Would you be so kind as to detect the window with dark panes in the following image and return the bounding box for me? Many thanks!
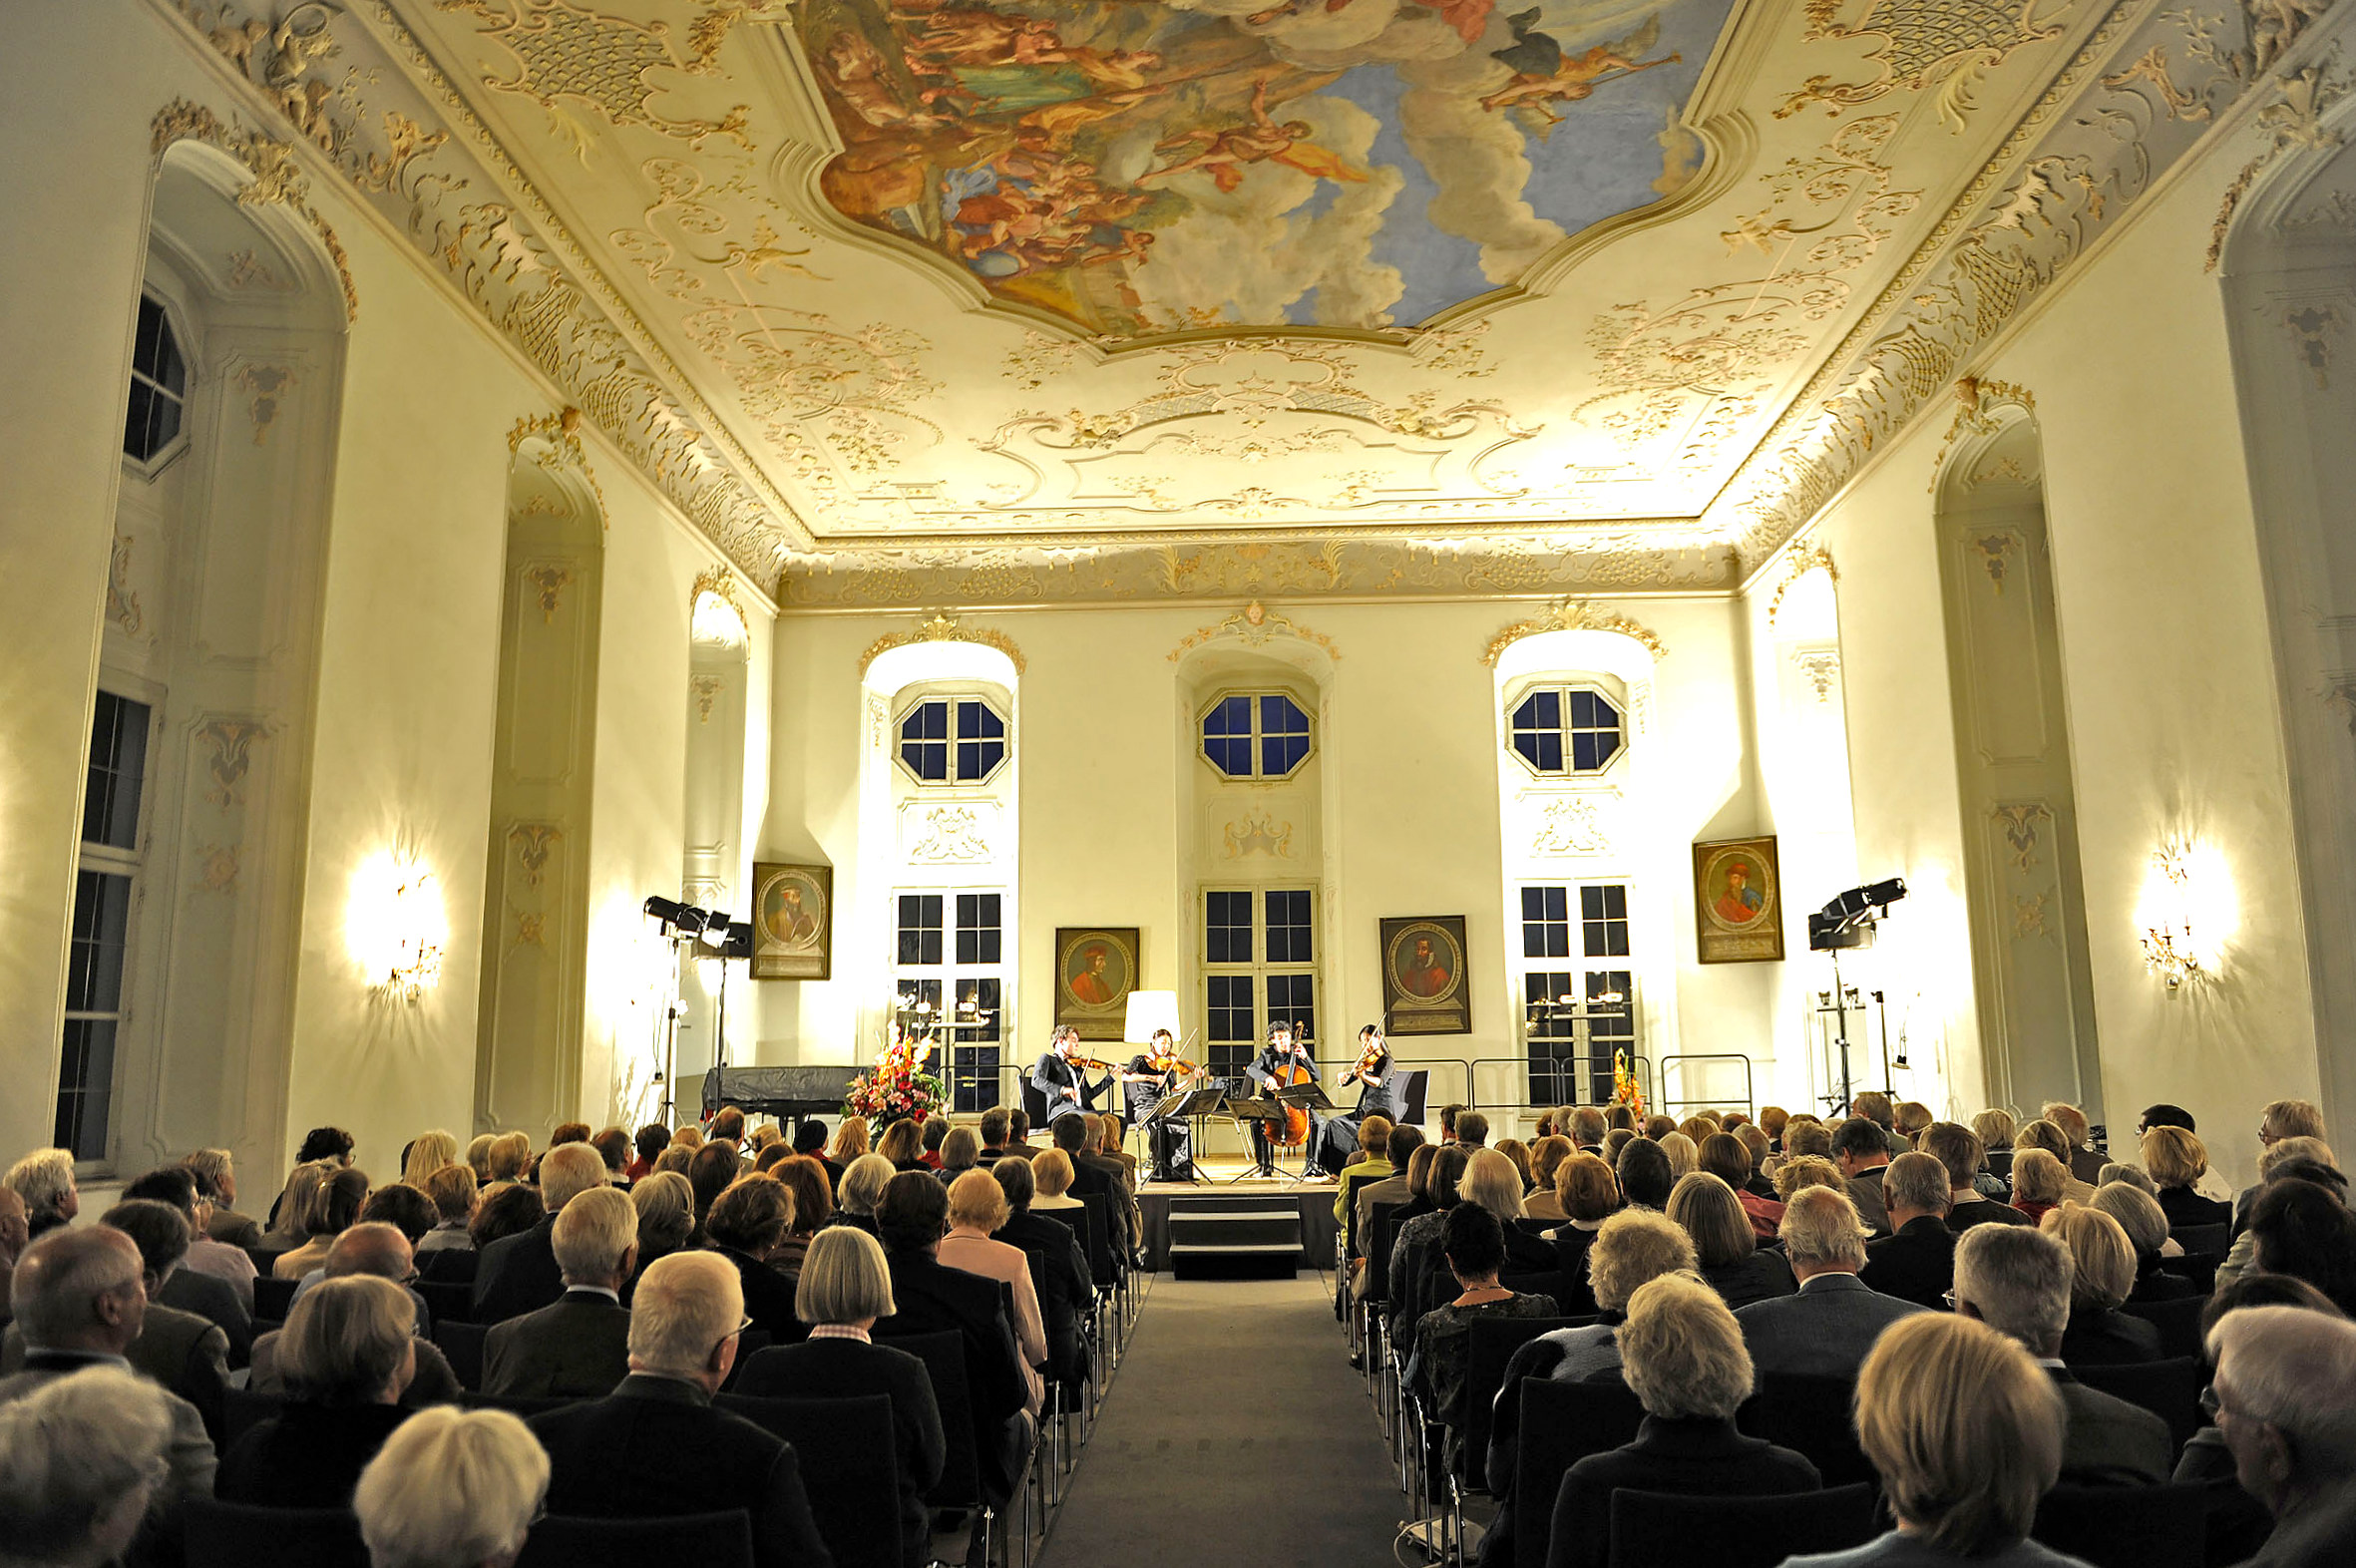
[124,295,187,464]
[1519,882,1636,1104]
[1199,692,1314,779]
[896,695,1007,785]
[897,889,1006,1111]
[1202,888,1317,1079]
[61,692,151,1161]
[1508,685,1624,777]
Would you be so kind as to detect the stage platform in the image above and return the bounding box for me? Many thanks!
[1134,1161,1341,1273]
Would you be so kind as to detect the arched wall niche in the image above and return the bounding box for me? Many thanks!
[472,429,604,1136]
[86,141,348,1182]
[1930,403,2105,1122]
[2219,111,2356,1138]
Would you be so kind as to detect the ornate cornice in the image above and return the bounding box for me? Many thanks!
[1928,376,2040,488]
[1764,540,1841,625]
[150,98,357,321]
[1480,598,1667,667]
[1167,600,1341,663]
[858,612,1026,676]
[507,405,605,519]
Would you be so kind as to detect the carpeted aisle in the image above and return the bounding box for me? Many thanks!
[1036,1273,1403,1568]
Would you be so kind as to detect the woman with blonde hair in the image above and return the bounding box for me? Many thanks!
[1463,1147,1554,1275]
[1658,1130,1699,1180]
[400,1131,458,1192]
[2140,1125,2231,1230]
[219,1276,418,1506]
[2013,1120,2094,1205]
[2087,1182,2200,1304]
[1785,1314,2081,1567]
[1030,1148,1082,1210]
[1772,1154,1847,1203]
[264,1159,333,1248]
[353,1405,549,1568]
[877,1118,927,1171]
[628,1169,695,1274]
[831,1114,872,1165]
[1668,1171,1794,1310]
[484,1131,533,1185]
[274,1165,371,1279]
[2043,1203,2163,1367]
[2008,1148,2068,1228]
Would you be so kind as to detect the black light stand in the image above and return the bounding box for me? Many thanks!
[1807,878,1908,1117]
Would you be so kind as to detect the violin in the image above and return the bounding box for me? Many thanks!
[1341,1035,1384,1087]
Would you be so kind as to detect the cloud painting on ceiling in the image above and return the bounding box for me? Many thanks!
[799,0,1734,337]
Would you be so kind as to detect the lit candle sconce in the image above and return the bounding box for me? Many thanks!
[2139,840,2232,992]
[348,849,447,1001]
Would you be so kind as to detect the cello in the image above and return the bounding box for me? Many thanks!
[1264,1023,1313,1149]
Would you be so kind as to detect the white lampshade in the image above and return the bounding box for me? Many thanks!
[1122,989,1181,1045]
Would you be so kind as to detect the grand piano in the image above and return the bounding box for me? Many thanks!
[699,1064,860,1126]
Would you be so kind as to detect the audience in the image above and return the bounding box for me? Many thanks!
[1615,1136,1673,1211]
[1548,1274,1820,1568]
[1335,1117,1396,1226]
[21,1200,232,1440]
[2235,1099,2329,1231]
[2205,1305,2356,1565]
[528,1251,834,1568]
[1973,1109,2020,1187]
[2086,1182,2200,1303]
[2040,1203,2162,1366]
[0,1187,25,1322]
[400,1132,458,1192]
[1830,1117,1894,1236]
[936,1170,1049,1414]
[989,1155,1092,1392]
[835,1153,896,1234]
[1407,1205,1557,1476]
[473,1143,606,1324]
[1029,1149,1084,1213]
[627,1168,695,1280]
[1850,1092,1909,1158]
[2244,1174,2356,1314]
[5,1150,81,1246]
[1924,1123,2033,1231]
[2214,1140,2340,1289]
[251,1225,464,1406]
[2009,1148,2068,1228]
[919,1117,950,1171]
[2143,1125,2232,1230]
[414,1162,480,1264]
[0,1366,177,1568]
[263,1159,332,1254]
[1669,1172,1795,1310]
[1523,1135,1570,1222]
[2040,1101,2108,1187]
[1388,1145,1471,1347]
[274,1165,371,1280]
[1352,1124,1425,1240]
[1508,1209,1696,1389]
[767,1157,834,1283]
[117,1170,253,1358]
[469,1182,547,1255]
[1462,1148,1555,1275]
[218,1276,417,1506]
[482,1185,635,1398]
[701,1175,804,1345]
[184,1148,261,1249]
[877,1118,926,1172]
[1950,1224,2170,1485]
[1701,1132,1782,1240]
[1737,1186,1924,1378]
[352,1404,549,1568]
[627,1123,669,1183]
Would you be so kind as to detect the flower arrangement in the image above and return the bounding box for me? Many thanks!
[1610,1048,1646,1121]
[845,1026,947,1126]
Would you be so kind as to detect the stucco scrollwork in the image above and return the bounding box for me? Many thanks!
[1928,376,2038,490]
[2284,301,2344,387]
[508,822,563,886]
[108,535,146,637]
[1765,541,1841,625]
[1530,795,1615,857]
[1168,599,1341,663]
[1790,646,1843,701]
[689,673,724,722]
[909,806,992,864]
[196,718,269,809]
[1223,810,1296,860]
[1777,0,2073,130]
[1993,801,2052,870]
[857,611,1026,675]
[1480,597,1667,666]
[149,98,357,320]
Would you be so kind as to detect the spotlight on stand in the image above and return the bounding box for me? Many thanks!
[696,910,733,949]
[1808,877,1908,952]
[719,920,754,960]
[641,896,713,938]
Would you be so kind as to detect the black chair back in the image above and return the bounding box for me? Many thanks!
[2119,1296,2206,1361]
[2170,1223,2228,1258]
[1458,1318,1585,1487]
[2158,1252,2220,1295]
[184,1495,368,1568]
[2072,1357,2204,1455]
[1341,1172,1381,1259]
[515,1509,754,1568]
[1394,1069,1429,1127]
[253,1275,298,1321]
[418,1244,480,1284]
[2032,1482,2206,1568]
[1739,1372,1871,1488]
[1607,1482,1874,1568]
[223,1386,287,1447]
[1076,1191,1116,1282]
[460,1391,576,1417]
[718,1329,771,1391]
[415,1278,472,1326]
[1366,1203,1404,1306]
[881,1329,982,1510]
[1512,1376,1647,1568]
[434,1319,488,1391]
[717,1392,902,1568]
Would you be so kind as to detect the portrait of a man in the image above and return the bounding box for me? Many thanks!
[1399,936,1453,997]
[1694,837,1782,964]
[1054,927,1139,1038]
[751,862,833,980]
[1380,916,1469,1034]
[1713,861,1763,926]
[1068,945,1116,1004]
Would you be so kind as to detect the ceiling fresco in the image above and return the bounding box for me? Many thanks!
[146,0,2356,600]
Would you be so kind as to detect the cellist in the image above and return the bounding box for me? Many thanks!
[1245,1018,1316,1177]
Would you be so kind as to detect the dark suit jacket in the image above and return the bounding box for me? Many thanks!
[2129,1259,2201,1303]
[158,1267,253,1369]
[1062,1155,1132,1253]
[737,1338,946,1568]
[1859,1216,1956,1309]
[1844,1170,1893,1236]
[2050,1367,2172,1486]
[996,1210,1092,1383]
[217,1401,411,1508]
[471,1214,564,1323]
[1702,1249,1795,1311]
[483,1289,631,1398]
[877,1247,1027,1428]
[530,1374,835,1568]
[2069,1144,2109,1187]
[249,1328,463,1407]
[1948,1194,2035,1231]
[712,1245,808,1347]
[1546,1416,1820,1568]
[1073,1152,1138,1243]
[2158,1185,2232,1231]
[2060,1305,2163,1368]
[3,1304,230,1443]
[1736,1272,1926,1378]
[205,1207,263,1251]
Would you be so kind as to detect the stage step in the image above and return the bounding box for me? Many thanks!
[1166,1194,1303,1279]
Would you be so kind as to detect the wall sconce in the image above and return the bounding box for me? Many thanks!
[349,850,447,1000]
[2139,841,2229,992]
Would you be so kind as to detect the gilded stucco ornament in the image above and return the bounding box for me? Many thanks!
[1928,376,2037,489]
[1777,0,2072,130]
[1480,599,1667,666]
[1168,600,1342,663]
[149,98,358,319]
[857,612,1026,675]
[1764,540,1840,626]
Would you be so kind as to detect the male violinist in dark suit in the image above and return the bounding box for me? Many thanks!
[1246,1020,1317,1177]
[1029,1024,1106,1126]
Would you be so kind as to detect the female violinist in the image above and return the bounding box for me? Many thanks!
[1122,1027,1197,1180]
[1316,1023,1398,1175]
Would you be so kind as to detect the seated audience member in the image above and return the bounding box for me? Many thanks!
[293,1127,358,1172]
[736,1227,947,1568]
[1029,1149,1084,1213]
[2127,1107,2225,1200]
[1522,1135,1570,1223]
[1861,1152,1958,1308]
[701,1175,804,1346]
[2088,1182,2200,1303]
[399,1132,459,1193]
[0,1228,216,1506]
[871,1172,1032,1504]
[2143,1125,2232,1230]
[1353,1124,1426,1239]
[357,1184,439,1251]
[0,1187,26,1320]
[1670,1172,1795,1310]
[414,1163,479,1280]
[1549,1274,1821,1568]
[1849,1092,1909,1158]
[2235,1099,2329,1233]
[1657,1131,1699,1181]
[625,1168,695,1290]
[1773,1155,1848,1205]
[1952,1225,2170,1485]
[1738,1186,1925,1378]
[2040,1101,2108,1188]
[977,1107,1012,1163]
[937,1171,1048,1413]
[1389,1147,1473,1348]
[483,1185,636,1399]
[218,1277,418,1507]
[1895,1100,1936,1147]
[20,1201,232,1439]
[485,1132,533,1189]
[1336,1118,1398,1226]
[1501,1209,1698,1402]
[1757,1105,1789,1154]
[2204,1306,2356,1566]
[1831,1118,1895,1236]
[2010,1148,2069,1229]
[878,1118,926,1173]
[1006,1107,1034,1150]
[263,1159,332,1254]
[831,1115,873,1169]
[791,1121,845,1193]
[353,1404,548,1568]
[1615,1136,1674,1212]
[936,1126,982,1187]
[184,1148,262,1250]
[1494,1139,1536,1196]
[250,1225,463,1407]
[2042,1203,2162,1367]
[686,1141,744,1227]
[834,1153,896,1235]
[1783,1120,1835,1163]
[2015,1122,2098,1208]
[1973,1109,2020,1190]
[919,1117,950,1171]
[705,1107,748,1153]
[2246,1174,2356,1314]
[589,1127,631,1187]
[1463,1148,1556,1276]
[1784,1313,2086,1568]
[472,1143,606,1324]
[2098,1161,2157,1194]
[767,1157,834,1284]
[2215,1142,2340,1289]
[464,1134,496,1185]
[1455,1110,1490,1150]
[119,1170,253,1357]
[7,1149,81,1243]
[626,1123,669,1184]
[275,1166,371,1281]
[1733,1124,1777,1198]
[529,1252,833,1568]
[1548,1153,1621,1314]
[468,1182,547,1257]
[2172,1273,2345,1496]
[1602,1128,1636,1168]
[1702,1132,1783,1241]
[989,1156,1091,1391]
[1924,1122,2033,1232]
[1062,1115,1140,1255]
[1408,1204,1558,1476]
[0,1366,177,1568]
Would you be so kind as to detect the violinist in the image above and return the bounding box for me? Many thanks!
[1123,1027,1195,1181]
[1316,1022,1397,1176]
[1246,1020,1318,1177]
[1029,1024,1107,1125]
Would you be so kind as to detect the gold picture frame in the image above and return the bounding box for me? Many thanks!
[750,861,833,980]
[1694,836,1784,964]
[1053,927,1139,1040]
[1380,915,1470,1034]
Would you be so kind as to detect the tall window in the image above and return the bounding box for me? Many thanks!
[124,295,187,464]
[62,691,151,1160]
[1518,882,1634,1103]
[1199,692,1313,779]
[1508,685,1624,776]
[896,890,1005,1111]
[896,695,1006,785]
[1202,887,1317,1078]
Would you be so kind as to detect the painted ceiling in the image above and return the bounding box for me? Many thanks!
[153,0,2351,600]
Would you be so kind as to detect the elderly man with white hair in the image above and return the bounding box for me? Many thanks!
[354,1404,550,1568]
[0,1365,180,1568]
[482,1185,636,1398]
[527,1250,834,1568]
[5,1148,79,1242]
[473,1142,609,1325]
[1736,1186,1926,1379]
[2204,1306,2356,1566]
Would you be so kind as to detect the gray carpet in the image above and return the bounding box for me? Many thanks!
[1037,1273,1404,1568]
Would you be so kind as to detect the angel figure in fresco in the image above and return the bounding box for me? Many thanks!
[1138,79,1368,195]
[1482,12,1681,129]
[908,8,1164,91]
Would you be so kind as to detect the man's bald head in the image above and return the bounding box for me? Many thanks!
[10,1227,144,1351]
[323,1221,414,1283]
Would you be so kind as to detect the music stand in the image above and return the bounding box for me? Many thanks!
[1277,1080,1338,1184]
[1152,1087,1221,1185]
[1224,1094,1284,1183]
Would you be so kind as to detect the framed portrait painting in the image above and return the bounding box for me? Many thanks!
[1694,836,1784,964]
[750,861,833,980]
[1379,916,1470,1034]
[1054,927,1139,1039]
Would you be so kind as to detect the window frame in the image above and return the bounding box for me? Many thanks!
[1503,679,1628,781]
[1199,883,1321,1080]
[1513,879,1638,1106]
[892,692,1010,788]
[1195,688,1316,783]
[62,688,157,1169]
[122,289,195,477]
[892,884,1009,1111]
